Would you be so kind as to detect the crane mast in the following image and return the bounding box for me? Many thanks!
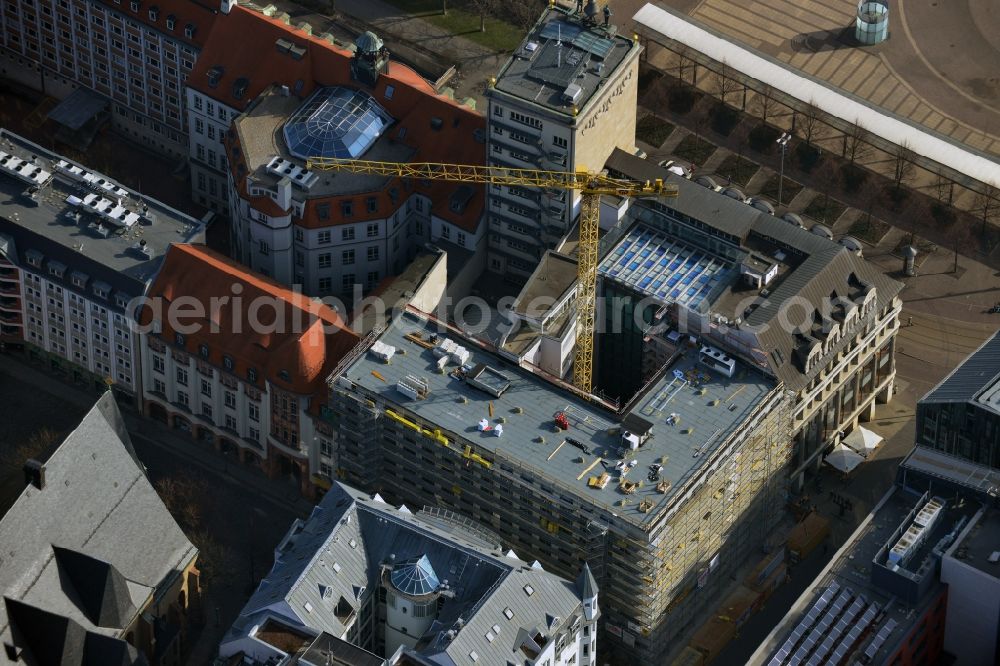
[307,158,678,395]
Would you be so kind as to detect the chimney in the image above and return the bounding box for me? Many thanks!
[23,459,45,490]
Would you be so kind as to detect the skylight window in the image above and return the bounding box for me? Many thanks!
[283,87,393,160]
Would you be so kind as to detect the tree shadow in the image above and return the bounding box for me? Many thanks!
[790,27,858,53]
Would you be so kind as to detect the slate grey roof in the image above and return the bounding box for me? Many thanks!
[575,562,598,599]
[605,148,762,241]
[921,331,1000,405]
[602,149,903,392]
[751,248,902,391]
[51,546,137,629]
[225,482,588,666]
[0,393,197,663]
[0,128,204,303]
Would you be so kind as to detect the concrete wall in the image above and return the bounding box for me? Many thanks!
[941,516,1000,666]
[572,53,640,175]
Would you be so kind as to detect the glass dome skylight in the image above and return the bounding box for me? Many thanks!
[390,554,440,597]
[283,87,393,161]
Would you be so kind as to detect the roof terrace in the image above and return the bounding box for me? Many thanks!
[761,487,977,666]
[493,7,638,115]
[341,310,777,527]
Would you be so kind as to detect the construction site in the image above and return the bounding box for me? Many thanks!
[330,307,794,661]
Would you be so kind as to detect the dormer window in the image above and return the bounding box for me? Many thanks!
[223,355,234,371]
[48,261,66,279]
[278,369,290,382]
[71,272,88,288]
[93,282,111,299]
[148,6,158,21]
[247,367,257,383]
[199,343,210,359]
[232,77,249,100]
[206,65,223,88]
[25,250,43,268]
[115,294,129,309]
[175,332,185,347]
[184,23,195,39]
[166,14,175,30]
[130,0,140,12]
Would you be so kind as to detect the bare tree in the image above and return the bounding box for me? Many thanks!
[973,183,1000,237]
[470,0,494,32]
[934,173,954,205]
[189,529,236,587]
[749,85,777,124]
[155,475,210,532]
[711,62,740,106]
[668,46,690,84]
[798,102,824,146]
[731,121,752,184]
[858,176,883,233]
[842,120,871,164]
[891,141,916,193]
[0,427,60,470]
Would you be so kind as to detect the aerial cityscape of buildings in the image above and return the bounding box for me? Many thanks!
[0,0,997,665]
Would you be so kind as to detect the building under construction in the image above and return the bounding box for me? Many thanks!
[330,308,793,661]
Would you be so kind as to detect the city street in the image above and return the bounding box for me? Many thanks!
[0,358,308,665]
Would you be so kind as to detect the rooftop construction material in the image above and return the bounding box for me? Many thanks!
[339,309,778,526]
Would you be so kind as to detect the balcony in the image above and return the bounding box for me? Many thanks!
[0,297,20,313]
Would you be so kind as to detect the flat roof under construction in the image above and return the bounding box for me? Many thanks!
[341,310,776,526]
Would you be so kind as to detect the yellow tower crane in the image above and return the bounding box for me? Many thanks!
[306,157,679,394]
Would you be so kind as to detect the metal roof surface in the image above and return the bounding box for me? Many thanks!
[0,394,197,654]
[920,331,1000,406]
[226,483,587,666]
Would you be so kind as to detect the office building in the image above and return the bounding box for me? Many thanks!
[0,0,234,156]
[0,128,204,402]
[912,330,1000,469]
[485,4,642,282]
[0,393,200,666]
[187,4,486,293]
[753,486,973,666]
[138,243,361,498]
[221,481,599,666]
[330,307,792,660]
[599,150,903,490]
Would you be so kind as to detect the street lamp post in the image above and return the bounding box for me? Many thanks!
[776,132,792,208]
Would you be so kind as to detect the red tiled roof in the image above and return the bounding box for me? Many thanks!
[141,244,360,395]
[198,5,485,232]
[97,0,223,49]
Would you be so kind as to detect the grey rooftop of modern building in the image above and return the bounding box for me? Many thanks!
[602,148,902,391]
[951,506,1000,579]
[491,6,638,115]
[340,309,777,527]
[761,486,976,666]
[0,128,204,285]
[921,330,1000,412]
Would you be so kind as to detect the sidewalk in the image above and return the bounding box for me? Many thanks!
[0,354,315,516]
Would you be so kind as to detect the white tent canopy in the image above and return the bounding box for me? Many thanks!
[825,444,865,474]
[843,427,883,458]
